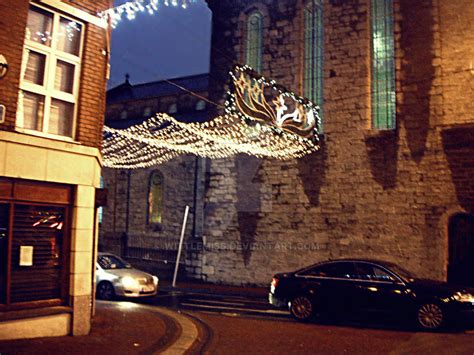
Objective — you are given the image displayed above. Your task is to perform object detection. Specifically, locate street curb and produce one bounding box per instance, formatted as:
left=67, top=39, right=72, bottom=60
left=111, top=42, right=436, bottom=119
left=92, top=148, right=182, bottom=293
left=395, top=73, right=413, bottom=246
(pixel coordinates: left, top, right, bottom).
left=145, top=306, right=199, bottom=355
left=161, top=286, right=268, bottom=300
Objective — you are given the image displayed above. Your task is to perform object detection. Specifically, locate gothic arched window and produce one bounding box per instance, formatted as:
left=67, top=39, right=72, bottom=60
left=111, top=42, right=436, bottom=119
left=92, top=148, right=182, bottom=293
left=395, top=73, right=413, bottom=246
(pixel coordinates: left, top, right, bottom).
left=246, top=11, right=263, bottom=73
left=148, top=170, right=163, bottom=225
left=304, top=0, right=324, bottom=131
left=371, top=0, right=396, bottom=129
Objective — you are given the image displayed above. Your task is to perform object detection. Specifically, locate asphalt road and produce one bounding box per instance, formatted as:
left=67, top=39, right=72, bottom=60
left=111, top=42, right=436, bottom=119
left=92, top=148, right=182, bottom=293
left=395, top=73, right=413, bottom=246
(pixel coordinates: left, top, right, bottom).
left=135, top=288, right=474, bottom=354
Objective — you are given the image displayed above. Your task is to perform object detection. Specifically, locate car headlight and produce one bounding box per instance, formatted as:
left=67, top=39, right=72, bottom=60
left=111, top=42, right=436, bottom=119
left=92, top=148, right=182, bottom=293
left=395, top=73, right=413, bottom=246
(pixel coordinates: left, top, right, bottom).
left=152, top=275, right=159, bottom=285
left=453, top=291, right=474, bottom=303
left=121, top=276, right=139, bottom=289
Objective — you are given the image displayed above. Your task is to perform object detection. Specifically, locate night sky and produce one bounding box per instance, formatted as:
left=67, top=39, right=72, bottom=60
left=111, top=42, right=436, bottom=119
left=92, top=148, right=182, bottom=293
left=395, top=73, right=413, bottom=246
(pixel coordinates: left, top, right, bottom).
left=108, top=0, right=212, bottom=88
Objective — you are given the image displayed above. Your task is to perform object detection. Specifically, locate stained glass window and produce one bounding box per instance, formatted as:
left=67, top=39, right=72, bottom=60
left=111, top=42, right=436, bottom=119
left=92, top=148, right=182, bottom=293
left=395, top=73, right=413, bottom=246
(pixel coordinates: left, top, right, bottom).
left=371, top=0, right=396, bottom=130
left=148, top=171, right=163, bottom=225
left=304, top=0, right=324, bottom=131
left=246, top=11, right=263, bottom=73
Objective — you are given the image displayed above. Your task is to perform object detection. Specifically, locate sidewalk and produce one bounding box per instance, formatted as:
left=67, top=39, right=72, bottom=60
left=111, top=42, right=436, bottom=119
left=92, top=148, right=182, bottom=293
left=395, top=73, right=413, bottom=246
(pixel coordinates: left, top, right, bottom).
left=159, top=279, right=269, bottom=299
left=0, top=301, right=197, bottom=355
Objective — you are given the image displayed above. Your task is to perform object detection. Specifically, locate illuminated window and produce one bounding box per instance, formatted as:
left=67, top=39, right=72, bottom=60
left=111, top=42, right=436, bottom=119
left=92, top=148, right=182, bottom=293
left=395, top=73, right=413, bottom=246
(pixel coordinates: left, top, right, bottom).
left=246, top=11, right=263, bottom=73
left=148, top=171, right=163, bottom=225
left=371, top=0, right=396, bottom=130
left=304, top=0, right=324, bottom=131
left=195, top=100, right=206, bottom=111
left=143, top=107, right=152, bottom=117
left=17, top=5, right=83, bottom=138
left=168, top=103, right=178, bottom=114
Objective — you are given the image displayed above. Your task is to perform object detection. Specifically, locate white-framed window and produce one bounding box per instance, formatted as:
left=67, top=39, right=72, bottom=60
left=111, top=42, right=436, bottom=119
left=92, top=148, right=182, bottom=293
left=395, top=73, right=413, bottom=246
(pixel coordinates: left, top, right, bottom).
left=16, top=4, right=84, bottom=139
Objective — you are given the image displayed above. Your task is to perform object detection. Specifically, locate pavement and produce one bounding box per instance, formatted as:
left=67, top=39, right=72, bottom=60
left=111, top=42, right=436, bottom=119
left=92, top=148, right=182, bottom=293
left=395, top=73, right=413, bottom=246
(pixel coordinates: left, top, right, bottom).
left=0, top=280, right=266, bottom=354
left=160, top=279, right=268, bottom=299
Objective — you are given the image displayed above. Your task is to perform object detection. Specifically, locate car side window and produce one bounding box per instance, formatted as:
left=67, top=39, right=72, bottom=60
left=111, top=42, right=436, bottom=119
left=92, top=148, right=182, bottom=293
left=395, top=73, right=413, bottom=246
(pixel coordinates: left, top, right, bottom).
left=354, top=263, right=396, bottom=282
left=302, top=262, right=355, bottom=279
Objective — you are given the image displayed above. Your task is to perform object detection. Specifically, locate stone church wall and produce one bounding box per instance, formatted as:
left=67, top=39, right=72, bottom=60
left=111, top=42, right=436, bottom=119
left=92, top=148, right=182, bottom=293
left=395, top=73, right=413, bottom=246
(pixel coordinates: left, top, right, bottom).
left=198, top=0, right=474, bottom=286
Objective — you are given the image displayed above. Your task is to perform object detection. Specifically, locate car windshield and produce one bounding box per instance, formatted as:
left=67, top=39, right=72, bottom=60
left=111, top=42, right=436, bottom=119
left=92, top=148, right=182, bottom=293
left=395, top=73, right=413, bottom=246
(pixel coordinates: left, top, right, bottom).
left=98, top=255, right=131, bottom=270
left=385, top=263, right=416, bottom=282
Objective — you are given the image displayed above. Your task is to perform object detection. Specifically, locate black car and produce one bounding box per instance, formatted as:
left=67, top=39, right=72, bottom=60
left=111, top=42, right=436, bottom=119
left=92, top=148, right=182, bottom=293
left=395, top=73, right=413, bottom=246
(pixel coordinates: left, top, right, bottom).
left=269, top=259, right=474, bottom=330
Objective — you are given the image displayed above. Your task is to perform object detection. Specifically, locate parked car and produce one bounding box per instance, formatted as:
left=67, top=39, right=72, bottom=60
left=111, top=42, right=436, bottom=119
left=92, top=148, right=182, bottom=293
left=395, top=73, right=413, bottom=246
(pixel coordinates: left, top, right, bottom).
left=269, top=259, right=474, bottom=330
left=96, top=253, right=159, bottom=300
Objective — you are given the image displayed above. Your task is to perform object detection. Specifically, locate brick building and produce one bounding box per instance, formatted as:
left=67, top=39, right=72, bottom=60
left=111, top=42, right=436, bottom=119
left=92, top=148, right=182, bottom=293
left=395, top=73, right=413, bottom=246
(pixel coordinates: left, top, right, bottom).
left=100, top=74, right=209, bottom=277
left=192, top=0, right=474, bottom=286
left=0, top=0, right=110, bottom=339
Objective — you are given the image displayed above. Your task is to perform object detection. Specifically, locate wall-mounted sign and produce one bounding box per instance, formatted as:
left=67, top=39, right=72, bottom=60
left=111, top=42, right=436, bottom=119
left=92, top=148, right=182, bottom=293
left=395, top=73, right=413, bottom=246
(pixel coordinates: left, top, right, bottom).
left=19, top=246, right=34, bottom=266
left=0, top=55, right=8, bottom=79
left=0, top=105, right=5, bottom=124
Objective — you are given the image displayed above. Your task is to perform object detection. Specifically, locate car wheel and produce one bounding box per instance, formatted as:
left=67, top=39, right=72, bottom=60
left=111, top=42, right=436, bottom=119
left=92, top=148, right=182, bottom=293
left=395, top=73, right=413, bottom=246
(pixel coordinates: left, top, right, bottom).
left=290, top=295, right=314, bottom=322
left=97, top=281, right=115, bottom=300
left=416, top=302, right=444, bottom=330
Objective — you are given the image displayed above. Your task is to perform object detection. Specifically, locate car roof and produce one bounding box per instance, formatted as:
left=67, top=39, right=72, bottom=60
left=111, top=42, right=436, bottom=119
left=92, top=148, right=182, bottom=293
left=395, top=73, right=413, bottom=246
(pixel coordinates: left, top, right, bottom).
left=296, top=258, right=397, bottom=272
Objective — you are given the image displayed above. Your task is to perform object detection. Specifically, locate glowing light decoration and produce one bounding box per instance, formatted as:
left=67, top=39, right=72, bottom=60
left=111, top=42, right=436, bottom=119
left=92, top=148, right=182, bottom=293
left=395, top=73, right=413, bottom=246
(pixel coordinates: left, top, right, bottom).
left=99, top=0, right=195, bottom=28
left=102, top=65, right=321, bottom=169
left=227, top=65, right=320, bottom=139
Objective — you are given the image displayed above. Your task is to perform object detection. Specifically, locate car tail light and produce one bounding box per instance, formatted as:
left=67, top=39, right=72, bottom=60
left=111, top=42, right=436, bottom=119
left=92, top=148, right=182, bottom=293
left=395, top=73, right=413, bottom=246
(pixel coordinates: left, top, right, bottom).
left=271, top=277, right=279, bottom=289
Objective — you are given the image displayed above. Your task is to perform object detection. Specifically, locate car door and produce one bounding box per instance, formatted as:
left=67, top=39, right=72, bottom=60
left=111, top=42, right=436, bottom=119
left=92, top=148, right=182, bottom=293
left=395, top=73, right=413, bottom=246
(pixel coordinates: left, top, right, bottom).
left=352, top=262, right=410, bottom=317
left=297, top=261, right=359, bottom=315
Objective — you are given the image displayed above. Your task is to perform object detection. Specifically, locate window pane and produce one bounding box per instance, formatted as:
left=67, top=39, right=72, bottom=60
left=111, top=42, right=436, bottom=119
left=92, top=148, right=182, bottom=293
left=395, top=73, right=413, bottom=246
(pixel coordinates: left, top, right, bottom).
left=26, top=6, right=53, bottom=47
left=246, top=12, right=263, bottom=72
left=371, top=0, right=396, bottom=129
left=22, top=91, right=45, bottom=131
left=196, top=100, right=206, bottom=111
left=304, top=0, right=324, bottom=131
left=55, top=60, right=75, bottom=93
left=354, top=263, right=395, bottom=282
left=306, top=262, right=355, bottom=278
left=57, top=18, right=82, bottom=56
left=24, top=51, right=46, bottom=85
left=148, top=171, right=163, bottom=225
left=49, top=99, right=74, bottom=137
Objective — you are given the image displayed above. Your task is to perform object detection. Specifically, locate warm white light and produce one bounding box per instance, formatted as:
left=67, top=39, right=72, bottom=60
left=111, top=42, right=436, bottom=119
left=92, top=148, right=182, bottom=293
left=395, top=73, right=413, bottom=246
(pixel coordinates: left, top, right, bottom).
left=99, top=0, right=192, bottom=28
left=102, top=65, right=321, bottom=169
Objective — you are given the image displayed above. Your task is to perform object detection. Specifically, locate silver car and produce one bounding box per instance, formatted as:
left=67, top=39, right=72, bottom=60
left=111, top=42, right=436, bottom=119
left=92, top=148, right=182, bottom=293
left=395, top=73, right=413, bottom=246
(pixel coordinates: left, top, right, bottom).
left=96, top=253, right=159, bottom=300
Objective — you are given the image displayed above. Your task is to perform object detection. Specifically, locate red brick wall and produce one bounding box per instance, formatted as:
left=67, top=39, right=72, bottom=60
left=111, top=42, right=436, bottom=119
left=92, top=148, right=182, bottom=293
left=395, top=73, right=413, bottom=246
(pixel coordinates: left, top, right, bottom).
left=0, top=0, right=30, bottom=132
left=0, top=0, right=112, bottom=148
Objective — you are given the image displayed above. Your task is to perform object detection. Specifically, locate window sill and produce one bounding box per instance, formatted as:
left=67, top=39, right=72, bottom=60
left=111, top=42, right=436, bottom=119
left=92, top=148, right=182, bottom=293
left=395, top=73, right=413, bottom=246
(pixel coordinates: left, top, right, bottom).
left=15, top=127, right=81, bottom=145
left=362, top=128, right=397, bottom=139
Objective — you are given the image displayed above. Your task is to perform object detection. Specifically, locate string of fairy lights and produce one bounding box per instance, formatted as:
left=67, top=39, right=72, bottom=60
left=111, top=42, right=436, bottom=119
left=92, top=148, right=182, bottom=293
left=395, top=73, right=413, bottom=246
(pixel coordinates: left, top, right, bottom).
left=99, top=0, right=196, bottom=28
left=96, top=1, right=322, bottom=168
left=102, top=65, right=321, bottom=169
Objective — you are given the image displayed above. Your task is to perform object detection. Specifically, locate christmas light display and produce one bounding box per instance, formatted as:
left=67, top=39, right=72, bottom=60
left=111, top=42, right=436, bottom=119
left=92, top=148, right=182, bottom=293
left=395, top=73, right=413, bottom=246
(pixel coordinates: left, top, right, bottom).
left=99, top=0, right=195, bottom=28
left=102, top=65, right=321, bottom=169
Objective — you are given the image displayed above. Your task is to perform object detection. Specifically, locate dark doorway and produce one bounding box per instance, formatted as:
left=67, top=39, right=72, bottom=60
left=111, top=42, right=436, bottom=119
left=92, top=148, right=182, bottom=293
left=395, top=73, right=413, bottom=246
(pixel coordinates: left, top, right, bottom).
left=0, top=204, right=8, bottom=304
left=448, top=213, right=474, bottom=286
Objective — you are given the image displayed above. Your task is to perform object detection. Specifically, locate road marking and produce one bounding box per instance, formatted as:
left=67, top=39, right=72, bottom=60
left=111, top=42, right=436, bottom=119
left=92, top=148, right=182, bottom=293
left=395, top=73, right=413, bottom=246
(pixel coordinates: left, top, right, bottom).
left=187, top=298, right=246, bottom=306
left=180, top=302, right=290, bottom=315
